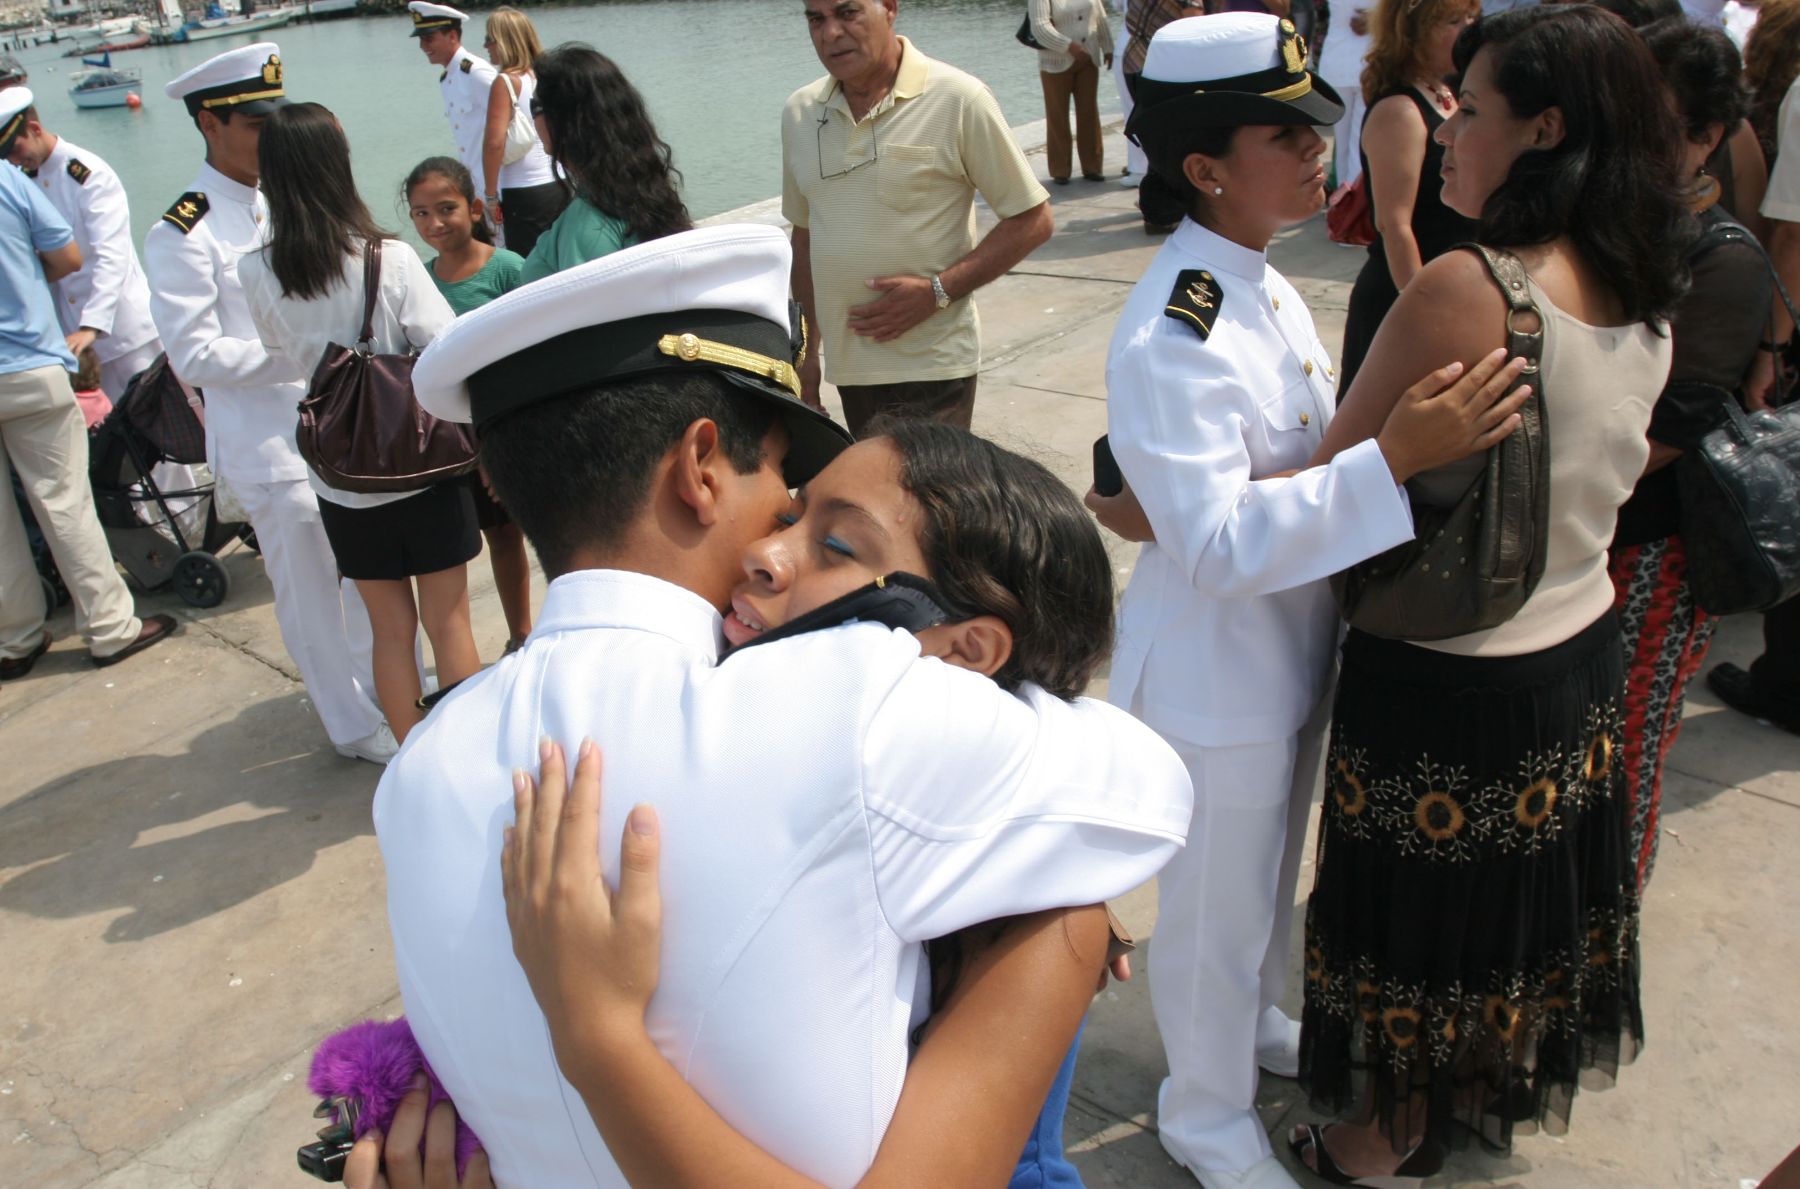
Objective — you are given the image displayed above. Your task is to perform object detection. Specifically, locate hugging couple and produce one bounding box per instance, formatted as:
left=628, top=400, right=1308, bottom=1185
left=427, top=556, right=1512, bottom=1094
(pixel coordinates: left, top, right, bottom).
left=361, top=223, right=1196, bottom=1188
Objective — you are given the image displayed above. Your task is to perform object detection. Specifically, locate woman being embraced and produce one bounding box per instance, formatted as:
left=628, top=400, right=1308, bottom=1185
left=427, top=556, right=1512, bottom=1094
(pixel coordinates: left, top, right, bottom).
left=478, top=6, right=566, bottom=259
left=1294, top=6, right=1689, bottom=1180
left=519, top=44, right=691, bottom=282
left=1337, top=0, right=1479, bottom=394
left=497, top=421, right=1140, bottom=1188
left=241, top=103, right=481, bottom=745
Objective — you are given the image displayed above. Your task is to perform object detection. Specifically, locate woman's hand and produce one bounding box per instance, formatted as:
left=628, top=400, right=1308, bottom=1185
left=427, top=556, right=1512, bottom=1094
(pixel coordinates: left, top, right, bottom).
left=1084, top=480, right=1156, bottom=543
left=1374, top=348, right=1531, bottom=484
left=501, top=738, right=663, bottom=1066
left=343, top=1077, right=492, bottom=1189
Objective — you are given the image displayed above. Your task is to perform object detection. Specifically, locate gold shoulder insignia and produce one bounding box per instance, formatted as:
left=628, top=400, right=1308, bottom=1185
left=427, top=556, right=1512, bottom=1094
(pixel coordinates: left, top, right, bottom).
left=66, top=158, right=92, bottom=186
left=160, top=191, right=209, bottom=235
left=459, top=57, right=473, bottom=73
left=1165, top=268, right=1223, bottom=339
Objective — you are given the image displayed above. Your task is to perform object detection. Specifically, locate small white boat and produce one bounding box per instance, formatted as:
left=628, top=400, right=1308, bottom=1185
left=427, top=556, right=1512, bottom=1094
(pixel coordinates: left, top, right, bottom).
left=69, top=64, right=144, bottom=109
left=173, top=8, right=295, bottom=43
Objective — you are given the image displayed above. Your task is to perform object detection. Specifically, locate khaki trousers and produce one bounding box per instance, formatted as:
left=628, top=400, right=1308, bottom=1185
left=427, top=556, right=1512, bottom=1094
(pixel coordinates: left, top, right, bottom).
left=0, top=364, right=140, bottom=659
left=1041, top=58, right=1103, bottom=182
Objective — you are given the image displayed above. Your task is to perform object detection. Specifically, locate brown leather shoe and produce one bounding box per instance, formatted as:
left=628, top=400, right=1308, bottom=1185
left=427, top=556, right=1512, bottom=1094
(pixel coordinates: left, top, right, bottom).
left=0, top=631, right=51, bottom=680
left=91, top=614, right=178, bottom=668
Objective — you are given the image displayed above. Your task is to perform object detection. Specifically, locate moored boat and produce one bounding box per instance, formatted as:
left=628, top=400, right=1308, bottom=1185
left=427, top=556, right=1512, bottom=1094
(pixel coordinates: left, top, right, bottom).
left=68, top=59, right=144, bottom=108
left=172, top=7, right=296, bottom=43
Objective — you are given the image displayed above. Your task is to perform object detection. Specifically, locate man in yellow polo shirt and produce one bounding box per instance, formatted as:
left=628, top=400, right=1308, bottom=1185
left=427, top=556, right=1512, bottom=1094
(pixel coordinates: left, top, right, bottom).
left=784, top=0, right=1054, bottom=435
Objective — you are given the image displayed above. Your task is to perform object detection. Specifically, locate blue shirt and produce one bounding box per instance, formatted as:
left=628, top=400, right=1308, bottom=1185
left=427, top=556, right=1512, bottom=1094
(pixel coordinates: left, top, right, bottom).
left=0, top=163, right=77, bottom=375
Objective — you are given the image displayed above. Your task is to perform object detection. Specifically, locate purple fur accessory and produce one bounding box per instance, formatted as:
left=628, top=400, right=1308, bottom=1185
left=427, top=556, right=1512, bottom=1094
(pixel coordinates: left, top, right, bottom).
left=308, top=1017, right=481, bottom=1176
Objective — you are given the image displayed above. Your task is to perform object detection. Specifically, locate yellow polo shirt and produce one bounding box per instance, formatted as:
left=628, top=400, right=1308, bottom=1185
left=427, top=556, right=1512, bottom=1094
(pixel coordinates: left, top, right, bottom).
left=782, top=38, right=1049, bottom=386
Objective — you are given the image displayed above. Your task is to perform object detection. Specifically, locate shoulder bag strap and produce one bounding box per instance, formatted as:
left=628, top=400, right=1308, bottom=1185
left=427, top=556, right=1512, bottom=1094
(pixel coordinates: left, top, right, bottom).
left=1466, top=243, right=1545, bottom=373
left=1464, top=243, right=1550, bottom=581
left=357, top=239, right=381, bottom=352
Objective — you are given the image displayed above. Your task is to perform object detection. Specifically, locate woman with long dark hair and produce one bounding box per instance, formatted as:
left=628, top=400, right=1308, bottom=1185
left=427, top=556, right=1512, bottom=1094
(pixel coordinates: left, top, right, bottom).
left=240, top=103, right=481, bottom=745
left=517, top=44, right=691, bottom=283
left=1292, top=7, right=1688, bottom=1179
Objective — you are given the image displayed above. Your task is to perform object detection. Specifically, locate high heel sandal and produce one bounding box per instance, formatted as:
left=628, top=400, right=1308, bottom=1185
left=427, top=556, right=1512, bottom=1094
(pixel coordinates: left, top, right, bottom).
left=1287, top=1124, right=1443, bottom=1188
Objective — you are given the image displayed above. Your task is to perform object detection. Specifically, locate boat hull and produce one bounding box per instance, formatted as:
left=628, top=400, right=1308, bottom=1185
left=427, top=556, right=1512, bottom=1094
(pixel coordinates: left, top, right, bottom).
left=173, top=12, right=294, bottom=42
left=70, top=84, right=142, bottom=109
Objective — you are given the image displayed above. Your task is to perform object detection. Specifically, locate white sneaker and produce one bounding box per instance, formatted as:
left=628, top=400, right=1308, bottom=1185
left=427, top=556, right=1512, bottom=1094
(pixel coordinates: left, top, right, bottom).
left=1118, top=173, right=1142, bottom=188
left=1255, top=1005, right=1301, bottom=1078
left=335, top=722, right=399, bottom=765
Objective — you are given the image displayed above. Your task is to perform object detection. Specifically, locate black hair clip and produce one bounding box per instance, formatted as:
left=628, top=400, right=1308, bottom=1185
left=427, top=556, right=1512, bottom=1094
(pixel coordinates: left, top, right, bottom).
left=725, top=572, right=965, bottom=655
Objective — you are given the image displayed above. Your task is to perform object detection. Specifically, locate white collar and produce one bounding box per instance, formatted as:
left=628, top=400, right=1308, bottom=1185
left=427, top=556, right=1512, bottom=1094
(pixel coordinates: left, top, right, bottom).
left=40, top=136, right=70, bottom=173
left=1172, top=219, right=1269, bottom=284
left=197, top=160, right=259, bottom=207
left=533, top=569, right=724, bottom=660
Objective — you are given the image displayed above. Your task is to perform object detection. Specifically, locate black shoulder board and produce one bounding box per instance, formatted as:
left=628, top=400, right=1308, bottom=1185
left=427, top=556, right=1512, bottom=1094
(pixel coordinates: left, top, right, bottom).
left=161, top=191, right=209, bottom=235
left=460, top=57, right=473, bottom=73
left=1165, top=269, right=1223, bottom=339
left=66, top=158, right=92, bottom=186
left=438, top=69, right=447, bottom=82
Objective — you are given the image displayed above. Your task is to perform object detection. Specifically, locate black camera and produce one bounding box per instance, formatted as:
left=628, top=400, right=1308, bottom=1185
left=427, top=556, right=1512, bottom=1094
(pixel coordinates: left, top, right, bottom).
left=297, top=1095, right=360, bottom=1183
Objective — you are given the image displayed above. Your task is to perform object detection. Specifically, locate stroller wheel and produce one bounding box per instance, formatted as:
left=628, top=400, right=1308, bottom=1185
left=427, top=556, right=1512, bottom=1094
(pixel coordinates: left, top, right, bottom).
left=174, top=551, right=230, bottom=609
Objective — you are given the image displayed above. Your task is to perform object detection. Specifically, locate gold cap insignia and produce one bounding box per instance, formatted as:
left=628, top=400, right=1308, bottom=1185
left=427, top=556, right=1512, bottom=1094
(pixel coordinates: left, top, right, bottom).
left=262, top=53, right=282, bottom=87
left=1281, top=28, right=1306, bottom=76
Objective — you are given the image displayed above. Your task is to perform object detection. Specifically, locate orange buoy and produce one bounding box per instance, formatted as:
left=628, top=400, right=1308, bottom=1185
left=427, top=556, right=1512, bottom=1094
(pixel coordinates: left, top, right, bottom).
left=125, top=92, right=141, bottom=110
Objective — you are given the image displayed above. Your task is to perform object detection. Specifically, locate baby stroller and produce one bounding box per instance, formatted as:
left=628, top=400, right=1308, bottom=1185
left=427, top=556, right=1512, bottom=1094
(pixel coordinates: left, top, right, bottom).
left=85, top=356, right=249, bottom=608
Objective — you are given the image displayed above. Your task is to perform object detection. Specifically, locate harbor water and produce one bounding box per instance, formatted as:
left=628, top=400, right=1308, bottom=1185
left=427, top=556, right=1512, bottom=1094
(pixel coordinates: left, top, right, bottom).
left=8, top=0, right=1121, bottom=246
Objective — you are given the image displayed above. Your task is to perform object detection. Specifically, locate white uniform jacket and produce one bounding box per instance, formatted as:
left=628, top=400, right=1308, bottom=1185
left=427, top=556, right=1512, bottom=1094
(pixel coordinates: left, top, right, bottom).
left=440, top=46, right=499, bottom=201
left=1105, top=220, right=1413, bottom=747
left=375, top=570, right=1193, bottom=1189
left=26, top=138, right=159, bottom=366
left=142, top=163, right=308, bottom=484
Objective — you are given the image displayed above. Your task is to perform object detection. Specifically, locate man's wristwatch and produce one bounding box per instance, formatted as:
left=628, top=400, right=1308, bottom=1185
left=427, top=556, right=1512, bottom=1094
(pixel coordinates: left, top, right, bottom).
left=930, top=273, right=951, bottom=310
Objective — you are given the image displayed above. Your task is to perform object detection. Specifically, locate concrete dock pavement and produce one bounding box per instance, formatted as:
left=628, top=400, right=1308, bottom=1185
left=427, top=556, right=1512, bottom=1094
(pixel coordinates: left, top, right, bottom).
left=2, top=120, right=1796, bottom=1187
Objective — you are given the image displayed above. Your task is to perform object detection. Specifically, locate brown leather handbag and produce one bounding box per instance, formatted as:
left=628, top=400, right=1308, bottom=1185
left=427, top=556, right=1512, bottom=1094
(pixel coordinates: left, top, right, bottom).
left=1329, top=245, right=1552, bottom=640
left=295, top=240, right=477, bottom=494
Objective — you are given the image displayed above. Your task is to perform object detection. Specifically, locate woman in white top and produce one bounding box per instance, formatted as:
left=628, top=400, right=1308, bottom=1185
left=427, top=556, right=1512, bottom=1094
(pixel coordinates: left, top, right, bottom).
left=1030, top=0, right=1114, bottom=183
left=1318, top=0, right=1373, bottom=186
left=481, top=6, right=567, bottom=259
left=241, top=102, right=480, bottom=744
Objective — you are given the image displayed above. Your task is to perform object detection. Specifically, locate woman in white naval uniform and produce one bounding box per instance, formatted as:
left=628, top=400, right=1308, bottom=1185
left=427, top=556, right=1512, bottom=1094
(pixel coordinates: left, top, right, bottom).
left=143, top=44, right=393, bottom=763
left=1092, top=15, right=1531, bottom=1188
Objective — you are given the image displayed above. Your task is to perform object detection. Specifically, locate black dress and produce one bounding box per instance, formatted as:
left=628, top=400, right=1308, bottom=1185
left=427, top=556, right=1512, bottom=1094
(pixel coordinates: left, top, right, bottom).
left=1337, top=88, right=1477, bottom=395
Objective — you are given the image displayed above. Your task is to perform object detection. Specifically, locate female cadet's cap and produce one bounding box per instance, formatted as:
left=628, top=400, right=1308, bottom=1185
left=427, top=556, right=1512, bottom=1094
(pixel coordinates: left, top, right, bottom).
left=407, top=1, right=468, bottom=36
left=411, top=223, right=854, bottom=487
left=0, top=87, right=31, bottom=157
left=164, top=42, right=289, bottom=117
left=1125, top=12, right=1343, bottom=142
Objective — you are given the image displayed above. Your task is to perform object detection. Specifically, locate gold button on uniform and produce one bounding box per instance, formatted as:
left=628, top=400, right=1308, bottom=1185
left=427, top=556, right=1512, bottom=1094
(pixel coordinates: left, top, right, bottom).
left=1272, top=295, right=1280, bottom=310
left=1299, top=411, right=1311, bottom=426
left=1303, top=360, right=1314, bottom=375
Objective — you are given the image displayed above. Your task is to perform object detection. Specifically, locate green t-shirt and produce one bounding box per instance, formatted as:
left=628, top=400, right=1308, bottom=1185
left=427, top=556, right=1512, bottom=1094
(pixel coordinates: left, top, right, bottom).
left=429, top=248, right=526, bottom=315
left=518, top=197, right=636, bottom=283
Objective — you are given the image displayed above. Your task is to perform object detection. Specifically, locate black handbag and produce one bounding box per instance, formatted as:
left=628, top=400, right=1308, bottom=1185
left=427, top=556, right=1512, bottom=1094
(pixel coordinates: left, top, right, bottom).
left=1017, top=14, right=1043, bottom=49
left=1675, top=222, right=1800, bottom=614
left=295, top=241, right=478, bottom=494
left=1330, top=245, right=1552, bottom=640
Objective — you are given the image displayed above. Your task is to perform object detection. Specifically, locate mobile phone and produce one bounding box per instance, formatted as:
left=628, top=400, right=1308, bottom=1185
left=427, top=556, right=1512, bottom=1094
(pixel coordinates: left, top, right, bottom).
left=1093, top=435, right=1123, bottom=497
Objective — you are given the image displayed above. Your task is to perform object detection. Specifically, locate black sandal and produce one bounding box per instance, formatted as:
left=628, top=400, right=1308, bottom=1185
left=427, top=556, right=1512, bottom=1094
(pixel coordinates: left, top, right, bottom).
left=1287, top=1124, right=1442, bottom=1188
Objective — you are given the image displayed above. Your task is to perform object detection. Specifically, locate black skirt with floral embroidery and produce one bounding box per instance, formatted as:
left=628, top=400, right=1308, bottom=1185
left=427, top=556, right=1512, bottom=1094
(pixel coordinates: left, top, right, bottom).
left=1298, top=611, right=1643, bottom=1157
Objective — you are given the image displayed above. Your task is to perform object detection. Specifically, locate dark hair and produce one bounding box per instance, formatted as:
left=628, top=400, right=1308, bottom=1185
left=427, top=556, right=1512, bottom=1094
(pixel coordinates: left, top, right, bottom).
left=192, top=105, right=234, bottom=134
left=1451, top=6, right=1692, bottom=323
left=1137, top=123, right=1239, bottom=216
left=1746, top=0, right=1800, bottom=162
left=71, top=345, right=101, bottom=391
left=533, top=44, right=691, bottom=245
left=478, top=371, right=774, bottom=576
left=403, top=155, right=494, bottom=247
left=1643, top=19, right=1751, bottom=142
left=1585, top=0, right=1682, bottom=29
left=871, top=418, right=1114, bottom=702
left=259, top=103, right=390, bottom=300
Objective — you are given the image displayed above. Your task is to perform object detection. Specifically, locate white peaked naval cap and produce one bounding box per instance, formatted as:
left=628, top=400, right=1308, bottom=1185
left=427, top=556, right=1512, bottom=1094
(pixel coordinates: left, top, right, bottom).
left=164, top=41, right=288, bottom=116
left=410, top=223, right=853, bottom=485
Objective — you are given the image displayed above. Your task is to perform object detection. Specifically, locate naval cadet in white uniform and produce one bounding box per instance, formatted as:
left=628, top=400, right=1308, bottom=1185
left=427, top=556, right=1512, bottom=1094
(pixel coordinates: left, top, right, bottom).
left=142, top=44, right=394, bottom=764
left=380, top=223, right=1195, bottom=1187
left=1097, top=15, right=1528, bottom=1189
left=407, top=2, right=500, bottom=204
left=2, top=102, right=161, bottom=400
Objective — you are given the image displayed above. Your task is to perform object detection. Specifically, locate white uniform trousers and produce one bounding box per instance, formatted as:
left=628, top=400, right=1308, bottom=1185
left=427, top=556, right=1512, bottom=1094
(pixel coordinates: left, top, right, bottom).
left=0, top=365, right=141, bottom=659
left=231, top=475, right=384, bottom=746
left=97, top=340, right=164, bottom=405
left=1113, top=25, right=1148, bottom=177
left=1149, top=689, right=1330, bottom=1174
left=1328, top=82, right=1366, bottom=190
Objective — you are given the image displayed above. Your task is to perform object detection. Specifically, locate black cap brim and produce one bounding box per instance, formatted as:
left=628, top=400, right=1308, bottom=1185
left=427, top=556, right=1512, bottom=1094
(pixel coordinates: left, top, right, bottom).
left=232, top=95, right=290, bottom=116
left=717, top=371, right=852, bottom=487
left=1127, top=73, right=1344, bottom=139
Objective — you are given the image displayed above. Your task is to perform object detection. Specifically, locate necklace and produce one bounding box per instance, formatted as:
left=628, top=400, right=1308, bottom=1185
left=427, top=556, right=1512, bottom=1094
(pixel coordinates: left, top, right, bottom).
left=1417, top=80, right=1454, bottom=113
